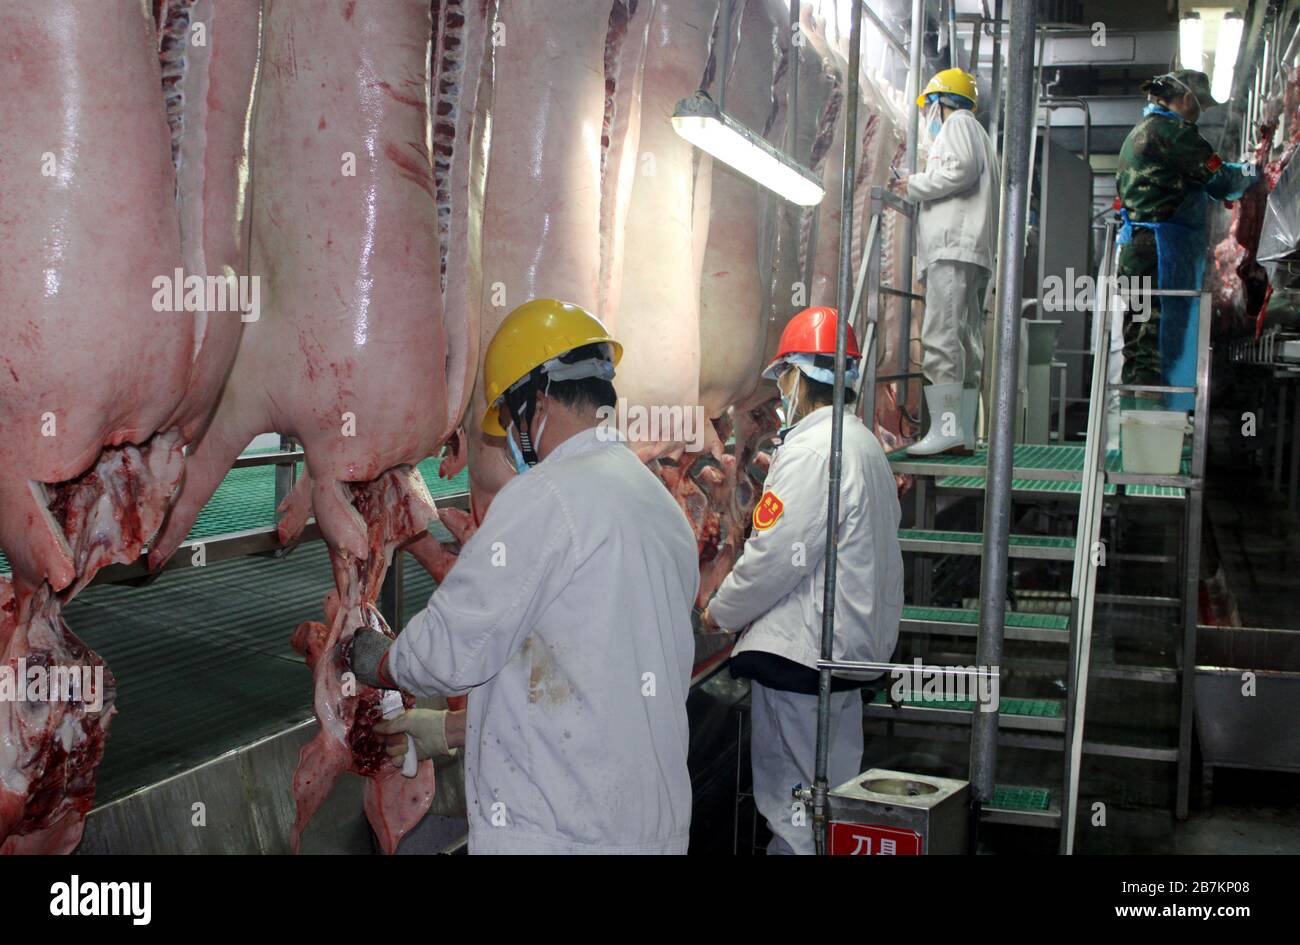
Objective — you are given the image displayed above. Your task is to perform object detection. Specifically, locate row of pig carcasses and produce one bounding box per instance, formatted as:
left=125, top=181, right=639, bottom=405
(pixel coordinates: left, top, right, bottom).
left=454, top=0, right=919, bottom=516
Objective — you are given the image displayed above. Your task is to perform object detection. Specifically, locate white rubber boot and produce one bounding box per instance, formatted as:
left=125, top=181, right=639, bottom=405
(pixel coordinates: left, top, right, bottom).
left=961, top=388, right=979, bottom=452
left=908, top=383, right=968, bottom=456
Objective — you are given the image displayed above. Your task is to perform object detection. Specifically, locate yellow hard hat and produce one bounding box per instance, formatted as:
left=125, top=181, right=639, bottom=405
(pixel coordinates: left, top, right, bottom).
left=480, top=298, right=622, bottom=436
left=917, top=68, right=978, bottom=108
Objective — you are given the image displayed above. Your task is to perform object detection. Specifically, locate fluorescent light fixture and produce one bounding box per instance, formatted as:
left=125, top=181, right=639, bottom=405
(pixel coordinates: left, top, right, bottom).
left=1179, top=12, right=1203, bottom=73
left=672, top=91, right=825, bottom=206
left=1212, top=11, right=1244, bottom=104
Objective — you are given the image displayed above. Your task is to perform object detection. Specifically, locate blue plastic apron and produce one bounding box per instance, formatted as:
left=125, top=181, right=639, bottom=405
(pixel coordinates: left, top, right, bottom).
left=1116, top=106, right=1209, bottom=411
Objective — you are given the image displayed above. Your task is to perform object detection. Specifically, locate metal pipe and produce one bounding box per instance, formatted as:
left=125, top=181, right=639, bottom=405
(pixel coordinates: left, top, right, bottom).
left=1036, top=103, right=1050, bottom=317
left=899, top=0, right=924, bottom=383
left=969, top=6, right=984, bottom=77
left=811, top=0, right=861, bottom=858
left=970, top=0, right=1035, bottom=834
left=905, top=0, right=924, bottom=175
left=817, top=659, right=999, bottom=680
left=859, top=0, right=907, bottom=59
left=948, top=0, right=959, bottom=69
left=988, top=0, right=1004, bottom=145
left=789, top=0, right=799, bottom=165
left=1023, top=28, right=1044, bottom=242
left=718, top=0, right=733, bottom=111
left=1040, top=96, right=1091, bottom=163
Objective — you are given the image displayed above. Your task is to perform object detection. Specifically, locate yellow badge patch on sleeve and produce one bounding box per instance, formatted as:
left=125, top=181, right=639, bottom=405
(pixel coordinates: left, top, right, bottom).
left=752, top=491, right=785, bottom=531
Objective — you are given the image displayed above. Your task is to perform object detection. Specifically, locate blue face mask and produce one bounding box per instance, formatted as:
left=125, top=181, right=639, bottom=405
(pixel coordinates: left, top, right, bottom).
left=504, top=417, right=547, bottom=475
left=929, top=118, right=942, bottom=136
left=505, top=425, right=528, bottom=474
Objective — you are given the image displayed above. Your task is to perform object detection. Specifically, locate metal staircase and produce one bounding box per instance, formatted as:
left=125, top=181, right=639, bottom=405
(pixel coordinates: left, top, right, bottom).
left=844, top=210, right=1209, bottom=852
left=807, top=0, right=1205, bottom=854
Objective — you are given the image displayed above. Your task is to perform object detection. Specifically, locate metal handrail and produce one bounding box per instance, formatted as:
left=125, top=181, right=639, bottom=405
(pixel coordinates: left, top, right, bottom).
left=1060, top=215, right=1216, bottom=848
left=857, top=0, right=907, bottom=58
left=1059, top=216, right=1115, bottom=854
left=854, top=185, right=930, bottom=429
left=232, top=449, right=304, bottom=469
left=811, top=0, right=862, bottom=857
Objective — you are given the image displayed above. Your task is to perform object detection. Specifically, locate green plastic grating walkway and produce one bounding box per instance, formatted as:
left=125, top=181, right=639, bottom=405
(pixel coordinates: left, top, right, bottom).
left=889, top=443, right=1089, bottom=472
left=901, top=605, right=1069, bottom=632
left=898, top=528, right=1076, bottom=550
left=990, top=786, right=1053, bottom=812
left=1125, top=482, right=1187, bottom=500
left=0, top=452, right=470, bottom=575
left=936, top=474, right=1118, bottom=496
left=871, top=691, right=1063, bottom=717
left=890, top=444, right=1124, bottom=474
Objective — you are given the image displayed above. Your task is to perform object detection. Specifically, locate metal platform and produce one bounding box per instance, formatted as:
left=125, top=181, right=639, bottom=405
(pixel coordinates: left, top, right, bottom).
left=901, top=605, right=1069, bottom=642
left=886, top=442, right=1107, bottom=482
left=936, top=473, right=1118, bottom=498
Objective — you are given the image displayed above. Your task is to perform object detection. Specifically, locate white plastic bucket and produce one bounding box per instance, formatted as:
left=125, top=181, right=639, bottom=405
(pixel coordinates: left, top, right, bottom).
left=1120, top=410, right=1188, bottom=474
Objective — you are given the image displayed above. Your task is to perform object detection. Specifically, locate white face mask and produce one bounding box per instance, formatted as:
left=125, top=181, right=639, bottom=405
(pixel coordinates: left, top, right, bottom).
left=777, top=369, right=801, bottom=427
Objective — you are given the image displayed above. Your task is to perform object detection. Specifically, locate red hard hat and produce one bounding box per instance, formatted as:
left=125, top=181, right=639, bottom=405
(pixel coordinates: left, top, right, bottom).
left=762, top=306, right=862, bottom=379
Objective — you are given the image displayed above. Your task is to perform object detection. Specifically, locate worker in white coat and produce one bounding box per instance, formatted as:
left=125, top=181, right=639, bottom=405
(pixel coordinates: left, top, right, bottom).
left=902, top=68, right=1000, bottom=456
left=351, top=298, right=699, bottom=854
left=700, top=307, right=904, bottom=855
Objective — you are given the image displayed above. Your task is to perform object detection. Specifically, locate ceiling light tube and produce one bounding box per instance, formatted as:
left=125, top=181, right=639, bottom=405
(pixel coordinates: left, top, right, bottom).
left=671, top=91, right=826, bottom=207
left=1212, top=11, right=1244, bottom=104
left=1179, top=12, right=1203, bottom=73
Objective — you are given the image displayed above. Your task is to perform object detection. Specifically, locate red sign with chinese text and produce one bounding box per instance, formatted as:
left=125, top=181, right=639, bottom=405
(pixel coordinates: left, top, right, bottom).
left=827, top=821, right=923, bottom=855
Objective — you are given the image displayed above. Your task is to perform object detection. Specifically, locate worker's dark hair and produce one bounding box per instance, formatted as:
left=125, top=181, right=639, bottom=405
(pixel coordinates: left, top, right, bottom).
left=541, top=342, right=618, bottom=414
left=799, top=355, right=858, bottom=407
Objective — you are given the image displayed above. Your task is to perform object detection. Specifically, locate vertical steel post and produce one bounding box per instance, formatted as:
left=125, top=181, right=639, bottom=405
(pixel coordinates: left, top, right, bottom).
left=969, top=0, right=1035, bottom=838
left=811, top=0, right=862, bottom=857
left=947, top=0, right=959, bottom=68
left=1176, top=292, right=1214, bottom=819
left=898, top=0, right=924, bottom=381
left=718, top=0, right=733, bottom=110
left=1036, top=104, right=1050, bottom=317
left=379, top=553, right=405, bottom=634
left=789, top=0, right=799, bottom=156
left=988, top=0, right=1004, bottom=146
left=274, top=435, right=296, bottom=509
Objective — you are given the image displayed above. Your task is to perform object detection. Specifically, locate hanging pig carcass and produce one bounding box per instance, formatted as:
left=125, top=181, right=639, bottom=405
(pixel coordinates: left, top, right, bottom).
left=0, top=0, right=259, bottom=853
left=147, top=0, right=490, bottom=853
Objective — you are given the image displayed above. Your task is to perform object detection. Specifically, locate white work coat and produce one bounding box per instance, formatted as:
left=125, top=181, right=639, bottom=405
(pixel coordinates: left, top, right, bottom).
left=708, top=407, right=904, bottom=676
left=907, top=108, right=1000, bottom=274
left=387, top=428, right=699, bottom=854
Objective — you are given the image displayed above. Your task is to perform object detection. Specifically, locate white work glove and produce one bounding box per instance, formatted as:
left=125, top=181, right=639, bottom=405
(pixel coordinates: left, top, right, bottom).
left=374, top=708, right=456, bottom=765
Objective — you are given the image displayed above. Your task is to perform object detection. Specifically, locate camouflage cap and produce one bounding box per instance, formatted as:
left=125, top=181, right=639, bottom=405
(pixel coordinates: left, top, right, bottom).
left=1153, top=69, right=1222, bottom=109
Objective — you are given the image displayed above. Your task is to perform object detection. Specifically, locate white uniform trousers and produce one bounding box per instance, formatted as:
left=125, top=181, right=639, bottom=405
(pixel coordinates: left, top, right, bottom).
left=749, top=682, right=864, bottom=855
left=921, top=259, right=991, bottom=387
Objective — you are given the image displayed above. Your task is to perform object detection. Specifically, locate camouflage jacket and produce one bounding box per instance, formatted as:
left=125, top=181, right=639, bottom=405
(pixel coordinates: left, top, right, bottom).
left=1116, top=112, right=1223, bottom=222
